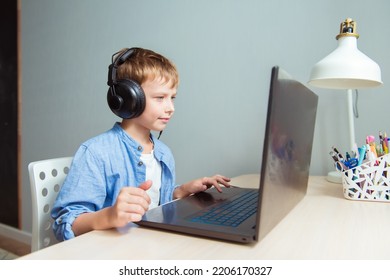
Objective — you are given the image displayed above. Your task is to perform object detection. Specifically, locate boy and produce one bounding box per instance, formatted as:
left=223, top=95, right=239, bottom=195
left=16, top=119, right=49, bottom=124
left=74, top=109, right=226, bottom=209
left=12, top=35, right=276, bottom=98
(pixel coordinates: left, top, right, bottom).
left=51, top=47, right=231, bottom=241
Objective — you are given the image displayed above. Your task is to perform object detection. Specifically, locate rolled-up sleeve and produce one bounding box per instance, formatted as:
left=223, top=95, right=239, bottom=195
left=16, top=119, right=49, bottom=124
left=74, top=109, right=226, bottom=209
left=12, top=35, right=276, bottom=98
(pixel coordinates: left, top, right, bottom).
left=51, top=145, right=106, bottom=241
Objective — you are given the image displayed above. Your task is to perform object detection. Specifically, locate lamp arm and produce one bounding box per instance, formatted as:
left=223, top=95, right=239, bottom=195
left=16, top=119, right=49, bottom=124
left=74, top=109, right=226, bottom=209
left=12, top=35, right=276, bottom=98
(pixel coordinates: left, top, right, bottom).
left=347, top=89, right=356, bottom=151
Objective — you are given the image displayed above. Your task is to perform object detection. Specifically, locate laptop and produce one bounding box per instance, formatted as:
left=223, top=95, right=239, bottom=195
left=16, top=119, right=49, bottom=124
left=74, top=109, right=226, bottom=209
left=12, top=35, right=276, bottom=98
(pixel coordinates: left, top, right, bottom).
left=136, top=66, right=318, bottom=243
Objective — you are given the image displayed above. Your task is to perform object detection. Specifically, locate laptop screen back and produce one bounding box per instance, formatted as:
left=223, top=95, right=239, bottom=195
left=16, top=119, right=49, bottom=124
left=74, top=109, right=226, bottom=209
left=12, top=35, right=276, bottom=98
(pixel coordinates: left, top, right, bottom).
left=256, top=66, right=318, bottom=241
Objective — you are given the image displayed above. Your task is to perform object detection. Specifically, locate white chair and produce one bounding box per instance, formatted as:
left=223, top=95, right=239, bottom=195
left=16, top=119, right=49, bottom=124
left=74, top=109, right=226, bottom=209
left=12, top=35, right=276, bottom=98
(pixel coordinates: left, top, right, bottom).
left=28, top=157, right=73, bottom=252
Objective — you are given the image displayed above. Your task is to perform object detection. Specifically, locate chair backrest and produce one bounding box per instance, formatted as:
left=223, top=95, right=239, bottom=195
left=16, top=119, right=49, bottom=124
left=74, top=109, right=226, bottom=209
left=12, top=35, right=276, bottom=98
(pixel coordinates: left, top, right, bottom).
left=28, top=157, right=73, bottom=252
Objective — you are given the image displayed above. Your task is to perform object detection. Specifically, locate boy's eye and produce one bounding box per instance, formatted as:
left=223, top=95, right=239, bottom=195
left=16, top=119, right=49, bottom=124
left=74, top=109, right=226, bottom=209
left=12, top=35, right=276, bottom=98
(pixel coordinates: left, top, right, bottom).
left=155, top=96, right=176, bottom=101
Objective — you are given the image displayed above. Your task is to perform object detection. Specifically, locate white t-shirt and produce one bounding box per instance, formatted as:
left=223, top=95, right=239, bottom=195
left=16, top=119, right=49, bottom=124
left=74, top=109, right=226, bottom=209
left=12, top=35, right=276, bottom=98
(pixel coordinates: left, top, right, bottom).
left=140, top=150, right=162, bottom=209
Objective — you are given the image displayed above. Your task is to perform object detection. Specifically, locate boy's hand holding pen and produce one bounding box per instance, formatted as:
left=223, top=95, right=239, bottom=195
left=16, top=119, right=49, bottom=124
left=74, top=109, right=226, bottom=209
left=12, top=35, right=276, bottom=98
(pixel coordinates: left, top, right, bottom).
left=330, top=131, right=389, bottom=172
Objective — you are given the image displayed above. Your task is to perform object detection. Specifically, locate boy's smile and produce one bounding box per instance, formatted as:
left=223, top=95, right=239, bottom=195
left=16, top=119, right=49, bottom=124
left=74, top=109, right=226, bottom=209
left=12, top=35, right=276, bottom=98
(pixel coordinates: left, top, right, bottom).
left=158, top=117, right=171, bottom=124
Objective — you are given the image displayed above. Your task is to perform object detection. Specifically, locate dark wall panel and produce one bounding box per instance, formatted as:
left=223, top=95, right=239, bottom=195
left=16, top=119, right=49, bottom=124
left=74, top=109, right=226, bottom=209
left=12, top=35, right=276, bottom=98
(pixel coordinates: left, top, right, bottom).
left=0, top=0, right=18, bottom=228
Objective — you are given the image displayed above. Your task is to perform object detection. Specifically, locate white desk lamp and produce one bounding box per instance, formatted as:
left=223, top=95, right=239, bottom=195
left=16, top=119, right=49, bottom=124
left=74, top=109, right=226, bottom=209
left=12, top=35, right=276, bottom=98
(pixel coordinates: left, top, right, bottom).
left=308, top=18, right=382, bottom=183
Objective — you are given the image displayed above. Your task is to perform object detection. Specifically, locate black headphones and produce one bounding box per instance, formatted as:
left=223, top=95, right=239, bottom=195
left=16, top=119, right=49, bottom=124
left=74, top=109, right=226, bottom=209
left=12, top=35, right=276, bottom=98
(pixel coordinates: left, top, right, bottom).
left=107, top=48, right=146, bottom=119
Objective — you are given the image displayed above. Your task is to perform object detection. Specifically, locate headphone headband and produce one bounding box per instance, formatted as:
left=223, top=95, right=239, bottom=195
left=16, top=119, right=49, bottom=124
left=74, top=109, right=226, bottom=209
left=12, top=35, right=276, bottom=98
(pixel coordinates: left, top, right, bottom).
left=107, top=48, right=136, bottom=87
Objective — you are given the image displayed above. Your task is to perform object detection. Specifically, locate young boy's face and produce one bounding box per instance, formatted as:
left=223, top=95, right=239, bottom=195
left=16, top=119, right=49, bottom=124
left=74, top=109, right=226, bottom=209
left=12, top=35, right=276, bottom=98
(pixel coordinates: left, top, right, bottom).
left=136, top=77, right=177, bottom=132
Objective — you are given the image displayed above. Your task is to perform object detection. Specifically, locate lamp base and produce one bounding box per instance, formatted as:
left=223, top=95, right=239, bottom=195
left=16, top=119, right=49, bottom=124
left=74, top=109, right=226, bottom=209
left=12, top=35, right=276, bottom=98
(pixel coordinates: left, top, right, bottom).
left=326, top=170, right=342, bottom=184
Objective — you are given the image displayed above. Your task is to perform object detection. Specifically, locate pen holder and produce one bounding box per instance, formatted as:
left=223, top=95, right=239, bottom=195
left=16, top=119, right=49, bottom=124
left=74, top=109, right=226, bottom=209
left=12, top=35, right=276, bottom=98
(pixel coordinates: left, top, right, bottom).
left=342, top=153, right=390, bottom=202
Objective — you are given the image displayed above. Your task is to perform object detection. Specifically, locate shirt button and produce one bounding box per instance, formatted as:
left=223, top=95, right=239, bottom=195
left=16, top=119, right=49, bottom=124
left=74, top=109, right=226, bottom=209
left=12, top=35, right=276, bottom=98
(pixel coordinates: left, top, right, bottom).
left=137, top=146, right=142, bottom=151
left=138, top=161, right=143, bottom=166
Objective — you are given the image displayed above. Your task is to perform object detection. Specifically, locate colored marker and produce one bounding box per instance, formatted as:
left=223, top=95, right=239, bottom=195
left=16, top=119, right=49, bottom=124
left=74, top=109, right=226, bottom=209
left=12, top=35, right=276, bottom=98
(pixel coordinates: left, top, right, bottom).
left=383, top=132, right=389, bottom=154
left=357, top=145, right=367, bottom=166
left=366, top=135, right=378, bottom=159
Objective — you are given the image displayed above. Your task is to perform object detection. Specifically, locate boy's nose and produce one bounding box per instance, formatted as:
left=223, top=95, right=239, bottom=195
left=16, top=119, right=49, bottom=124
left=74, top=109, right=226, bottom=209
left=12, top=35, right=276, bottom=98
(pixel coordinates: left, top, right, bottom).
left=165, top=100, right=175, bottom=112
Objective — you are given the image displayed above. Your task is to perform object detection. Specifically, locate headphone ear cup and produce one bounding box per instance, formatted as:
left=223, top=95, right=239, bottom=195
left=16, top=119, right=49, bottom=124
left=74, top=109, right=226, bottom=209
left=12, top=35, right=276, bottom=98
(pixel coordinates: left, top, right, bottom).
left=107, top=79, right=146, bottom=119
left=107, top=88, right=123, bottom=111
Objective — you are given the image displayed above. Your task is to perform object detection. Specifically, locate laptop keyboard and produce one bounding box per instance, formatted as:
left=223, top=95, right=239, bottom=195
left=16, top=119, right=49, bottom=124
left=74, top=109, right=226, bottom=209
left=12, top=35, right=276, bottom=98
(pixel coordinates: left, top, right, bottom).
left=187, top=190, right=258, bottom=227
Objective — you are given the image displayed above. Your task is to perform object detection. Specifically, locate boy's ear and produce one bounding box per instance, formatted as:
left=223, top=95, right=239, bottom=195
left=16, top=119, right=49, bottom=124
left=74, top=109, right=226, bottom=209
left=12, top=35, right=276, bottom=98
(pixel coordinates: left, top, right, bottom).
left=107, top=48, right=146, bottom=119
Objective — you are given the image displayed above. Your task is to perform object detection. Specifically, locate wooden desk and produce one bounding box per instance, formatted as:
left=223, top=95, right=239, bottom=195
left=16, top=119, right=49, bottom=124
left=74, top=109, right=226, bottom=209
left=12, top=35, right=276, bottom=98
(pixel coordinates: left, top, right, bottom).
left=19, top=176, right=390, bottom=260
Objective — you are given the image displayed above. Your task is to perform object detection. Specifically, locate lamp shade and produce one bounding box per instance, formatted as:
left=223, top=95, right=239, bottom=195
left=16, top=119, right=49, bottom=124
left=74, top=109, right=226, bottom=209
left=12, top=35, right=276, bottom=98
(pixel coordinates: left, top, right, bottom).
left=309, top=18, right=382, bottom=89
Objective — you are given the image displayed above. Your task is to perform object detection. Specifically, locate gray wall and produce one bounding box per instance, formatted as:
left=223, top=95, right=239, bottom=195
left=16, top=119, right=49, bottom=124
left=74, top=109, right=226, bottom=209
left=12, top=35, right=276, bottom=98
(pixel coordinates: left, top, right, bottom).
left=20, top=0, right=389, bottom=233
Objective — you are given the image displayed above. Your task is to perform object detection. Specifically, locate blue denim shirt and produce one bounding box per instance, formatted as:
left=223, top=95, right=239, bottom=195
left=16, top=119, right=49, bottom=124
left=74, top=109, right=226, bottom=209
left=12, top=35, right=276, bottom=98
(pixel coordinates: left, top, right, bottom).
left=51, top=122, right=177, bottom=241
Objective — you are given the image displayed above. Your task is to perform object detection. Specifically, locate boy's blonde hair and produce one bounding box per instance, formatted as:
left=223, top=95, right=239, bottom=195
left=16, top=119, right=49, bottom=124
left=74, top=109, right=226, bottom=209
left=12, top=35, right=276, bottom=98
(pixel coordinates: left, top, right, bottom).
left=115, top=47, right=179, bottom=88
